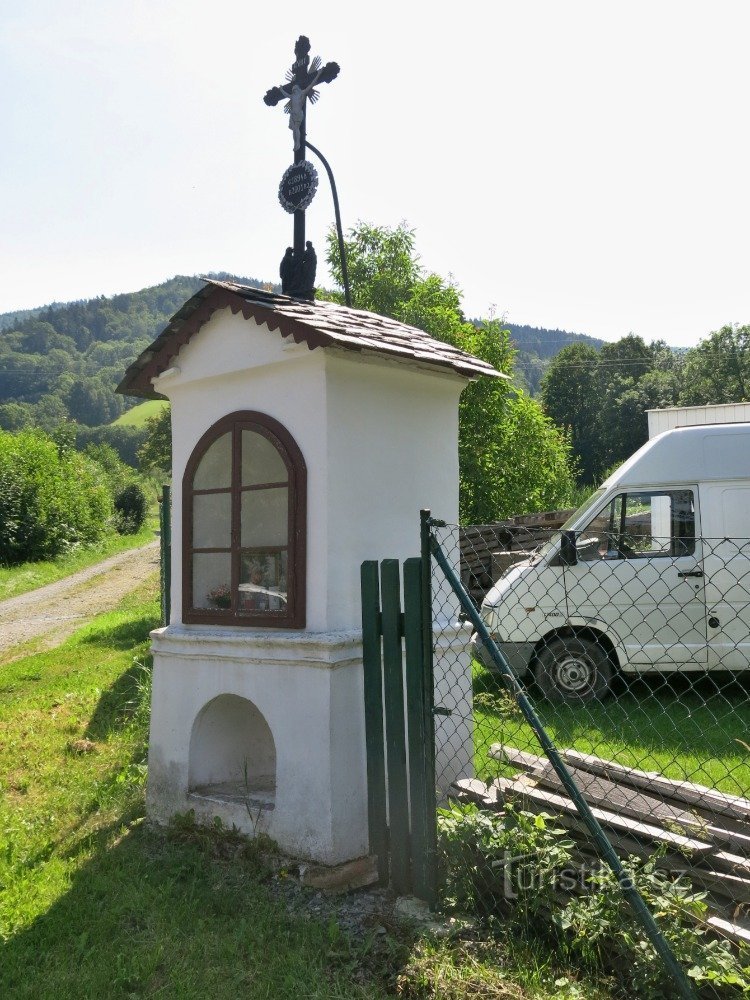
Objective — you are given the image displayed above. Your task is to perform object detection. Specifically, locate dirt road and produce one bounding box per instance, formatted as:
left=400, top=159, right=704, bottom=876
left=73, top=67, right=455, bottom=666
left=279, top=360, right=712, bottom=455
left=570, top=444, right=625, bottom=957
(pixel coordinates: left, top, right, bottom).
left=0, top=541, right=160, bottom=655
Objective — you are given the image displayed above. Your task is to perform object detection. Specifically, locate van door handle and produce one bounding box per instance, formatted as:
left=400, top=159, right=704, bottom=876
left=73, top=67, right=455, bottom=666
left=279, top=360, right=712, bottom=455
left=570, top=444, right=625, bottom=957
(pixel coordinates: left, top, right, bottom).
left=677, top=570, right=703, bottom=578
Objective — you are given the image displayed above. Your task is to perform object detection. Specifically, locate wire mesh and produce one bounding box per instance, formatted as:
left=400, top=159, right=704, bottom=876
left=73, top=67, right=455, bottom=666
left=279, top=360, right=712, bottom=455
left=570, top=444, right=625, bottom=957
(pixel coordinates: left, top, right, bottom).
left=429, top=513, right=750, bottom=997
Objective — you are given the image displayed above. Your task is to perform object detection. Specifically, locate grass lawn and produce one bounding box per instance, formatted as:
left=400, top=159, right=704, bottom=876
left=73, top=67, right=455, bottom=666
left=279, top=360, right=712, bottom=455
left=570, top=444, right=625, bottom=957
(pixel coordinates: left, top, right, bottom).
left=0, top=517, right=159, bottom=602
left=473, top=661, right=750, bottom=796
left=0, top=581, right=621, bottom=1000
left=112, top=400, right=168, bottom=428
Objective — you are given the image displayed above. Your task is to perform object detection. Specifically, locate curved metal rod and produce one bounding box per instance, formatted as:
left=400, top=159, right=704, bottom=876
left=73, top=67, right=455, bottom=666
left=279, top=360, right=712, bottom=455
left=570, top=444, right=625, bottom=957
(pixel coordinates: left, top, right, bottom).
left=304, top=140, right=352, bottom=307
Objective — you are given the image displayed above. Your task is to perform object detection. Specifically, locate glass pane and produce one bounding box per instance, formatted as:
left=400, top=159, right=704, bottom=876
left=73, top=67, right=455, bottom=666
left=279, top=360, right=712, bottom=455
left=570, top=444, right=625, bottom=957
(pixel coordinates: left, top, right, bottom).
left=241, top=487, right=287, bottom=547
left=242, top=430, right=287, bottom=486
left=194, top=432, right=231, bottom=490
left=622, top=491, right=695, bottom=557
left=193, top=492, right=231, bottom=548
left=193, top=552, right=231, bottom=610
left=239, top=550, right=288, bottom=612
left=578, top=498, right=619, bottom=561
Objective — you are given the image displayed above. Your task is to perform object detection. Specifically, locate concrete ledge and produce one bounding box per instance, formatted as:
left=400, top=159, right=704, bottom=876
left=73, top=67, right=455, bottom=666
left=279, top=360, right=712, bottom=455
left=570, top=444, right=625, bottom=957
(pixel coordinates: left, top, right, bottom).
left=150, top=625, right=364, bottom=671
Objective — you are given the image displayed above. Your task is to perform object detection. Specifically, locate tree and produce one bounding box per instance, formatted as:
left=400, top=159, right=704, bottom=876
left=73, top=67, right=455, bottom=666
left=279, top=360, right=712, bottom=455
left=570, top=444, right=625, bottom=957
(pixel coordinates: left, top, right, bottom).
left=540, top=343, right=601, bottom=483
left=679, top=324, right=750, bottom=405
left=325, top=223, right=575, bottom=522
left=541, top=334, right=683, bottom=483
left=138, top=405, right=172, bottom=475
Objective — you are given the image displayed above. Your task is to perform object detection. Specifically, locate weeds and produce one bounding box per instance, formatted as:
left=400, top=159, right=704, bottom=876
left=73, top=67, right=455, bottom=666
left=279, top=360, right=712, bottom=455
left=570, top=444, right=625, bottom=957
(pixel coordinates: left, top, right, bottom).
left=438, top=802, right=750, bottom=997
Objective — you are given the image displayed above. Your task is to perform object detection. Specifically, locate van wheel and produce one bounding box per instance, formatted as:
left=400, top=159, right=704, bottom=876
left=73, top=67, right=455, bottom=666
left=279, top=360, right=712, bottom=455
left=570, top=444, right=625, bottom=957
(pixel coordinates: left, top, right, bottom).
left=534, top=636, right=612, bottom=703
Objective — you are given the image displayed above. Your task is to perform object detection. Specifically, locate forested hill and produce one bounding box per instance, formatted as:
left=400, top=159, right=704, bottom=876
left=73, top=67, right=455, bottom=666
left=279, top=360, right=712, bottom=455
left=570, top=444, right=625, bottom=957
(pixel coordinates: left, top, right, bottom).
left=504, top=323, right=605, bottom=394
left=0, top=274, right=606, bottom=432
left=0, top=273, right=265, bottom=430
left=506, top=323, right=603, bottom=358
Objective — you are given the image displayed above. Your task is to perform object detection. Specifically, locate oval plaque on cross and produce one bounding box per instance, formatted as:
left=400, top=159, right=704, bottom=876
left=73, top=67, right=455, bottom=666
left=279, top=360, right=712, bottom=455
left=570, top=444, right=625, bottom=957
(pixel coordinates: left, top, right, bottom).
left=278, top=161, right=319, bottom=214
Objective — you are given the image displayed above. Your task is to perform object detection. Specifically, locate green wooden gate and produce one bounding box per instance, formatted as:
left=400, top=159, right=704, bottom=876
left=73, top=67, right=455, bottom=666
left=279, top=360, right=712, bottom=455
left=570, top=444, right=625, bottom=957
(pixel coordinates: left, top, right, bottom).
left=360, top=555, right=437, bottom=903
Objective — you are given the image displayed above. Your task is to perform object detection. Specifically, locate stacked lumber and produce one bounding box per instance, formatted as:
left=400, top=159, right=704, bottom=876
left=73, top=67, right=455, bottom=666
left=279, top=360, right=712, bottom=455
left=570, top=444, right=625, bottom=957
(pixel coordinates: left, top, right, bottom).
left=450, top=745, right=750, bottom=947
left=459, top=510, right=574, bottom=603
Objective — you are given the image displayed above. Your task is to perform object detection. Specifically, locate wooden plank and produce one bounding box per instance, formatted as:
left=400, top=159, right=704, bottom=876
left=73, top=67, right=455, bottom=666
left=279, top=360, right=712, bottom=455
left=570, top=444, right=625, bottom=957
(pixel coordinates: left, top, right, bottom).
left=710, top=850, right=750, bottom=879
left=380, top=559, right=411, bottom=895
left=702, top=823, right=750, bottom=857
left=493, top=777, right=715, bottom=855
left=489, top=744, right=547, bottom=772
left=419, top=512, right=439, bottom=907
left=707, top=915, right=750, bottom=947
left=360, top=561, right=388, bottom=884
left=690, top=869, right=750, bottom=906
left=562, top=749, right=750, bottom=826
left=449, top=778, right=500, bottom=809
left=492, top=744, right=750, bottom=853
left=534, top=763, right=704, bottom=832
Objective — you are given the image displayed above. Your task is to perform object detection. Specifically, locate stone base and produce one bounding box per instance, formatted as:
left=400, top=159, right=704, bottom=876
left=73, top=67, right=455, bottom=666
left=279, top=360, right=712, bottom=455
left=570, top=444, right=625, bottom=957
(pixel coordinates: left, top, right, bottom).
left=300, top=855, right=379, bottom=893
left=145, top=619, right=474, bottom=863
left=146, top=625, right=369, bottom=864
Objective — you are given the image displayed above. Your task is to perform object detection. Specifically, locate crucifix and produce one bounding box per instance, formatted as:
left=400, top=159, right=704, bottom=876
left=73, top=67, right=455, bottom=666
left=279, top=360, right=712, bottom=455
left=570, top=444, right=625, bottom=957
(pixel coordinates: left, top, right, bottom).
left=264, top=36, right=339, bottom=299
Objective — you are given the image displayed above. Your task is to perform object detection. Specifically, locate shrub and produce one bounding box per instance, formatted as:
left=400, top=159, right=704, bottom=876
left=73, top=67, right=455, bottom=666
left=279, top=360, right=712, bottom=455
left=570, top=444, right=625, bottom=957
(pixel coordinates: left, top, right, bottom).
left=438, top=802, right=574, bottom=919
left=75, top=424, right=148, bottom=467
left=437, top=803, right=750, bottom=997
left=113, top=482, right=147, bottom=534
left=0, top=429, right=113, bottom=564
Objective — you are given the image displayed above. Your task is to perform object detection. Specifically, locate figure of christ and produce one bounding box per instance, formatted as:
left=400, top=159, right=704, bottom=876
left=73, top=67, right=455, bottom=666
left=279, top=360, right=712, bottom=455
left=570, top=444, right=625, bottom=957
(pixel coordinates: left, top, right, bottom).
left=279, top=72, right=324, bottom=151
left=263, top=38, right=339, bottom=153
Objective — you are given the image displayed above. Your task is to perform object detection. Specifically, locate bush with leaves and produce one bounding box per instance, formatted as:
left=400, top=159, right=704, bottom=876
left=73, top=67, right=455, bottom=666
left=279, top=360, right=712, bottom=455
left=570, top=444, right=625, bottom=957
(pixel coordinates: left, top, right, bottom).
left=113, top=482, right=147, bottom=535
left=559, top=855, right=750, bottom=997
left=438, top=803, right=750, bottom=997
left=0, top=428, right=112, bottom=564
left=438, top=802, right=575, bottom=919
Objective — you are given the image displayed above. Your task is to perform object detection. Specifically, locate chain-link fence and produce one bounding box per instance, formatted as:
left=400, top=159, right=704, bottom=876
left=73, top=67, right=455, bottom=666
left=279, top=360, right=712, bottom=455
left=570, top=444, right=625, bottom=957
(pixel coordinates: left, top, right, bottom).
left=429, top=514, right=750, bottom=998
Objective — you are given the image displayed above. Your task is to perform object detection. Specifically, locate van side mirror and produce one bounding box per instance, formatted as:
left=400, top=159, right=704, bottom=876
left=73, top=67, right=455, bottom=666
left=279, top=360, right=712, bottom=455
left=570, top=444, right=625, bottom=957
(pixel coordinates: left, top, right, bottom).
left=560, top=530, right=578, bottom=566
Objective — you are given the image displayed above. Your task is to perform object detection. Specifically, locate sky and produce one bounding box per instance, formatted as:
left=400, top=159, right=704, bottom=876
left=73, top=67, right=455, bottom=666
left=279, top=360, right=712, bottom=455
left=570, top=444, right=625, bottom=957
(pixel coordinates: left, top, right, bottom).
left=0, top=1, right=748, bottom=348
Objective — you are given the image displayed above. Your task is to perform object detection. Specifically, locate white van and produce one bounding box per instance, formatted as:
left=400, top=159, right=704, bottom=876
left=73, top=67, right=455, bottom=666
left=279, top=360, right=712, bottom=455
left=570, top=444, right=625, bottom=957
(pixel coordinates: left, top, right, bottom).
left=472, top=423, right=750, bottom=702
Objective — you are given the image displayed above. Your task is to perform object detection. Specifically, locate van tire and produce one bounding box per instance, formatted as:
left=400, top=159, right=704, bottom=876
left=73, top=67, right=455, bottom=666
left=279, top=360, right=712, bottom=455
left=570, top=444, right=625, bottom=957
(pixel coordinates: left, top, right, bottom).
left=534, top=636, right=612, bottom=703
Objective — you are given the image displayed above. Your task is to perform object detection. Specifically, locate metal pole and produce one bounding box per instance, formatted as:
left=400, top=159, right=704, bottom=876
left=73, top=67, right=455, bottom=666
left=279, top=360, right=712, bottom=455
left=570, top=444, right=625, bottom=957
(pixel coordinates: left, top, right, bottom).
left=293, top=116, right=306, bottom=256
left=419, top=510, right=438, bottom=904
left=429, top=530, right=697, bottom=1000
left=304, top=140, right=352, bottom=307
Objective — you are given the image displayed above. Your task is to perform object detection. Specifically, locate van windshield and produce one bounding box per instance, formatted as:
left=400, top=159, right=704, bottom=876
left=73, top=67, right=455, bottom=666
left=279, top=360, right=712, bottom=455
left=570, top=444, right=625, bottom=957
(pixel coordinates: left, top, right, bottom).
left=533, top=489, right=606, bottom=562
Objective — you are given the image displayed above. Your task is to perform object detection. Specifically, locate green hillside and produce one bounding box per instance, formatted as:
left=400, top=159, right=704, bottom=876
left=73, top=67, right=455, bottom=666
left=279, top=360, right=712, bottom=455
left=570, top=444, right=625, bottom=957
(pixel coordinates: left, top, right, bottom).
left=0, top=272, right=604, bottom=438
left=0, top=273, right=264, bottom=433
left=112, top=399, right=169, bottom=427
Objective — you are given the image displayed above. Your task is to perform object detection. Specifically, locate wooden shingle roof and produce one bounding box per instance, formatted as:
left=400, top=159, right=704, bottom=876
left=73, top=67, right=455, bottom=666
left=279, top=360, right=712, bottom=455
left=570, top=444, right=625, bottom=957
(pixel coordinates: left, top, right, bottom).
left=116, top=279, right=505, bottom=399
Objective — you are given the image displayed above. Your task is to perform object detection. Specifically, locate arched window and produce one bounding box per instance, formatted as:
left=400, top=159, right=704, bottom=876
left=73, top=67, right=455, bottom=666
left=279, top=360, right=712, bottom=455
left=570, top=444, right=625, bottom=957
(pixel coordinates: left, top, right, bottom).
left=183, top=412, right=306, bottom=628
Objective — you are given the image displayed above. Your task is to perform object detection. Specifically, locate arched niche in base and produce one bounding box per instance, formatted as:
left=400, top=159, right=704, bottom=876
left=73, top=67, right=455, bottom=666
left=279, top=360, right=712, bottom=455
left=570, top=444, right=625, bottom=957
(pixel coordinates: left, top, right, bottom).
left=188, top=694, right=277, bottom=811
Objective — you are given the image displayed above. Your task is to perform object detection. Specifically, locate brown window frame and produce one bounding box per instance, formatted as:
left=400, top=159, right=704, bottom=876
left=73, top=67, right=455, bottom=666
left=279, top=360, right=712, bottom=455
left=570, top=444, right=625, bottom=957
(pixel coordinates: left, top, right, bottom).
left=182, top=411, right=306, bottom=628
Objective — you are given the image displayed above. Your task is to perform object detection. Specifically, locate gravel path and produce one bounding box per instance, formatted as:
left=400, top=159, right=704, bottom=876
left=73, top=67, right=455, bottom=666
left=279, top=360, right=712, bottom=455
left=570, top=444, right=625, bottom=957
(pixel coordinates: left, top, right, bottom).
left=0, top=540, right=161, bottom=655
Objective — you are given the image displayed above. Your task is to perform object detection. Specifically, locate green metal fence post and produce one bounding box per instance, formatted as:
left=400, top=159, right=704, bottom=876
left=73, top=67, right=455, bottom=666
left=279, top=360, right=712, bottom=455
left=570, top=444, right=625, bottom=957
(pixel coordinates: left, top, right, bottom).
left=420, top=509, right=439, bottom=902
left=361, top=560, right=389, bottom=883
left=159, top=484, right=171, bottom=627
left=380, top=559, right=412, bottom=895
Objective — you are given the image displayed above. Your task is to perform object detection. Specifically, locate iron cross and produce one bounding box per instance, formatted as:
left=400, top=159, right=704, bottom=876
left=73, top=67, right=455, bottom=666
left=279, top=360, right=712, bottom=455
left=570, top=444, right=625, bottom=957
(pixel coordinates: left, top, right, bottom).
left=264, top=36, right=339, bottom=157
left=264, top=36, right=339, bottom=297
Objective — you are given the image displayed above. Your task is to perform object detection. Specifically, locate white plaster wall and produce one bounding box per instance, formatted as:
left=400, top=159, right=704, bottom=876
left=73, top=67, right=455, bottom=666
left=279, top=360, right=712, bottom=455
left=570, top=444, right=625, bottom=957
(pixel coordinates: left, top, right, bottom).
left=147, top=628, right=368, bottom=864
left=324, top=350, right=464, bottom=630
left=433, top=623, right=475, bottom=795
left=158, top=308, right=330, bottom=629
left=158, top=309, right=465, bottom=633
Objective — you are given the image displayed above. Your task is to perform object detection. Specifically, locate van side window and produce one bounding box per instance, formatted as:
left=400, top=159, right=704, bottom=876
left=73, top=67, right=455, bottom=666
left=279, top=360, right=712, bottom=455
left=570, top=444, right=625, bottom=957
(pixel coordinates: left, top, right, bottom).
left=577, top=489, right=695, bottom=561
